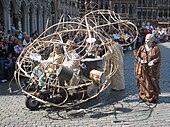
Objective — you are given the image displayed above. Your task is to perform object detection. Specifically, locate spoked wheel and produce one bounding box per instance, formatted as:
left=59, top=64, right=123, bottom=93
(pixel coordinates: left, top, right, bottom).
left=51, top=87, right=68, bottom=105
left=69, top=87, right=86, bottom=104
left=25, top=96, right=40, bottom=110
left=87, top=84, right=98, bottom=97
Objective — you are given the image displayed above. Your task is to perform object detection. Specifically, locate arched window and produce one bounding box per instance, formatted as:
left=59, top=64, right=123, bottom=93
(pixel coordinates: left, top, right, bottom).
left=129, top=4, right=133, bottom=15
left=114, top=4, right=118, bottom=13
left=21, top=1, right=26, bottom=32
left=122, top=4, right=126, bottom=13
left=10, top=1, right=18, bottom=30
left=100, top=1, right=103, bottom=9
left=105, top=2, right=108, bottom=9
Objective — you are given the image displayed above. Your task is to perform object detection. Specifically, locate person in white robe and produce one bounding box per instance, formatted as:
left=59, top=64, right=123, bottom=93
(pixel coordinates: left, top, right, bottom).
left=102, top=41, right=125, bottom=90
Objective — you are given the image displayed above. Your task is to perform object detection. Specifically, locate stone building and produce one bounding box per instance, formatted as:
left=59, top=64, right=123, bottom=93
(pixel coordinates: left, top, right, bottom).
left=79, top=0, right=136, bottom=20
left=0, top=0, right=79, bottom=35
left=1, top=0, right=170, bottom=35
left=79, top=0, right=170, bottom=27
left=136, top=0, right=170, bottom=27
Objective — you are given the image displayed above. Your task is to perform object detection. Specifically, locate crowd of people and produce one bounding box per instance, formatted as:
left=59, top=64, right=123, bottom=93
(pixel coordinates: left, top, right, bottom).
left=136, top=22, right=170, bottom=50
left=0, top=30, right=39, bottom=82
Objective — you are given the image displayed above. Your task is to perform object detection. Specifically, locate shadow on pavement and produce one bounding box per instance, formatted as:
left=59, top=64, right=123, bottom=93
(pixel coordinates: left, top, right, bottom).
left=0, top=79, right=21, bottom=96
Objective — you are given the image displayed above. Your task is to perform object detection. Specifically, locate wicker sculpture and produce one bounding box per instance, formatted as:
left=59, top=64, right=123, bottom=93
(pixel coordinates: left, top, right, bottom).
left=14, top=10, right=138, bottom=110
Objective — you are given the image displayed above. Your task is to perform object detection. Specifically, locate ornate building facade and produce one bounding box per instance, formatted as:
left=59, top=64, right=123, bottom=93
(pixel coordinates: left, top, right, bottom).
left=0, top=0, right=79, bottom=34
left=136, top=0, right=170, bottom=27
left=1, top=0, right=170, bottom=35
left=79, top=0, right=170, bottom=27
left=79, top=0, right=136, bottom=20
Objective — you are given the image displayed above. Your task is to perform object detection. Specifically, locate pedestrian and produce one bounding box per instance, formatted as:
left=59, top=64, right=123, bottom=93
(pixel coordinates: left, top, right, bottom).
left=135, top=33, right=161, bottom=103
left=103, top=41, right=125, bottom=90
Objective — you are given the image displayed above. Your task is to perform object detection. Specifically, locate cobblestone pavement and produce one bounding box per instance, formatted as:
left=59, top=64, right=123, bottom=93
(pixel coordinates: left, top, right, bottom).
left=0, top=42, right=170, bottom=127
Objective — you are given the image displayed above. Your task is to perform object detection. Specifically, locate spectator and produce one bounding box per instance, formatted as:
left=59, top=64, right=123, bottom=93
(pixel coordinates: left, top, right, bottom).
left=0, top=38, right=7, bottom=58
left=8, top=35, right=15, bottom=56
left=0, top=30, right=4, bottom=40
left=14, top=39, right=24, bottom=57
left=0, top=39, right=8, bottom=82
left=23, top=35, right=32, bottom=47
left=6, top=30, right=11, bottom=39
left=5, top=52, right=15, bottom=80
left=3, top=37, right=9, bottom=52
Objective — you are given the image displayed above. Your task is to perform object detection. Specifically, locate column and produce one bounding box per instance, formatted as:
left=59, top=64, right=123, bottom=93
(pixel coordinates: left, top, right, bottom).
left=27, top=4, right=30, bottom=35
left=39, top=7, right=43, bottom=33
left=4, top=1, right=11, bottom=31
left=18, top=0, right=22, bottom=31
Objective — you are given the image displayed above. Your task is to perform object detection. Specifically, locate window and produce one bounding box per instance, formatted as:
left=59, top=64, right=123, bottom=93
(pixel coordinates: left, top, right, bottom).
left=159, top=10, right=163, bottom=17
left=143, top=0, right=147, bottom=4
left=148, top=9, right=152, bottom=19
left=148, top=0, right=152, bottom=4
left=153, top=0, right=157, bottom=4
left=153, top=9, right=157, bottom=18
left=142, top=9, right=147, bottom=19
left=114, top=4, right=119, bottom=13
left=105, top=2, right=108, bottom=9
left=163, top=0, right=168, bottom=5
left=121, top=4, right=126, bottom=13
left=129, top=4, right=133, bottom=15
left=164, top=9, right=168, bottom=18
left=138, top=0, right=142, bottom=4
left=100, top=1, right=103, bottom=9
left=157, top=0, right=163, bottom=4
left=137, top=11, right=142, bottom=19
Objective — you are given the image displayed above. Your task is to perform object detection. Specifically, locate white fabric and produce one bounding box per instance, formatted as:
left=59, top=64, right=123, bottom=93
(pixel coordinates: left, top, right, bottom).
left=22, top=39, right=32, bottom=46
left=63, top=50, right=80, bottom=86
left=148, top=59, right=157, bottom=66
left=145, top=43, right=151, bottom=51
left=145, top=34, right=155, bottom=44
left=103, top=43, right=125, bottom=90
left=148, top=60, right=154, bottom=66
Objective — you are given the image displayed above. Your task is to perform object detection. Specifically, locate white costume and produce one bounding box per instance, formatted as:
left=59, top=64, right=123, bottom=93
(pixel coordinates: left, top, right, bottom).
left=103, top=42, right=125, bottom=90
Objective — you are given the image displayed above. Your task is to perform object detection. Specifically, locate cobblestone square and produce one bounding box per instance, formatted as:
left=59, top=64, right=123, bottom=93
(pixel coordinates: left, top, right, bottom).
left=0, top=42, right=170, bottom=127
